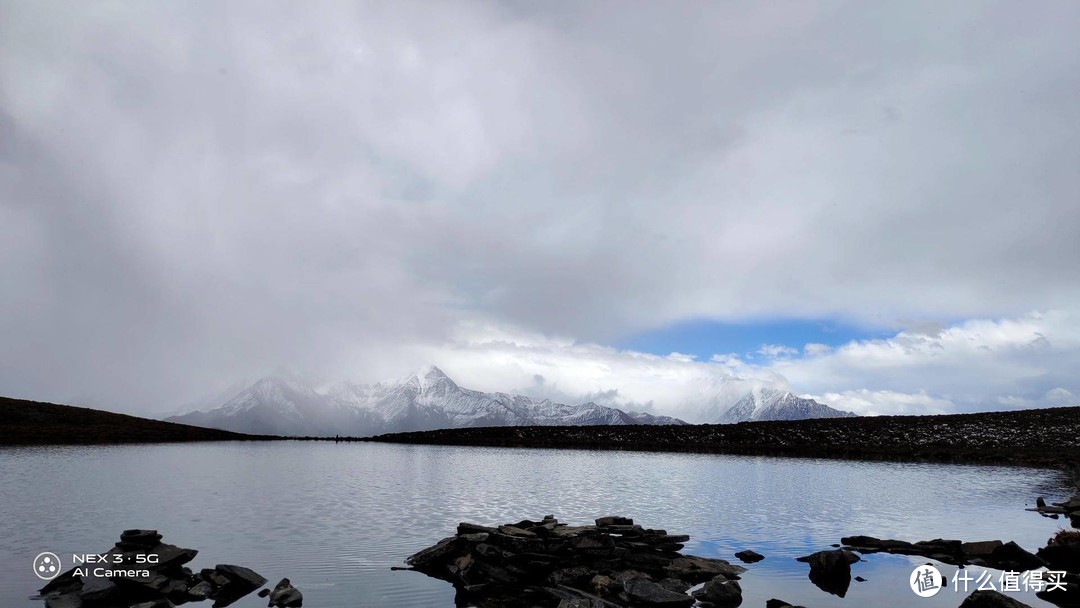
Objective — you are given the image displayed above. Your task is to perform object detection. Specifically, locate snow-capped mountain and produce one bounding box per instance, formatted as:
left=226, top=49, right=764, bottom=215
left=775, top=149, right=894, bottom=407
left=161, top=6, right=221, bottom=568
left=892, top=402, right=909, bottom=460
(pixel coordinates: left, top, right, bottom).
left=167, top=366, right=688, bottom=436
left=167, top=369, right=382, bottom=436
left=714, top=386, right=856, bottom=423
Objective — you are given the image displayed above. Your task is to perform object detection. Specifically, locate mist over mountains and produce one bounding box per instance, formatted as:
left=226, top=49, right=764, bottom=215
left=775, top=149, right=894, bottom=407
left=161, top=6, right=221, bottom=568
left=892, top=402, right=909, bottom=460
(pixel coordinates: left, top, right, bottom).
left=166, top=366, right=854, bottom=436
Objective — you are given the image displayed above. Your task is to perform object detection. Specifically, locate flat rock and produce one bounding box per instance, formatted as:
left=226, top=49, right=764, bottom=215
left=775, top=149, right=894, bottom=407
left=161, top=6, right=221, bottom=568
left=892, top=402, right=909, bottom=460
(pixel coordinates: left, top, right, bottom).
left=406, top=537, right=461, bottom=568
left=118, top=530, right=165, bottom=550
left=622, top=578, right=694, bottom=607
left=664, top=556, right=745, bottom=584
left=215, top=564, right=267, bottom=587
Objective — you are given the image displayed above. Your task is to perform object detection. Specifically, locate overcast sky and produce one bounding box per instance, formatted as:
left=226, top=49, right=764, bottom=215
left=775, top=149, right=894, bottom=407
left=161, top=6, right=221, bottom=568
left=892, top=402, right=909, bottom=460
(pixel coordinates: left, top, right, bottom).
left=1, top=1, right=1078, bottom=419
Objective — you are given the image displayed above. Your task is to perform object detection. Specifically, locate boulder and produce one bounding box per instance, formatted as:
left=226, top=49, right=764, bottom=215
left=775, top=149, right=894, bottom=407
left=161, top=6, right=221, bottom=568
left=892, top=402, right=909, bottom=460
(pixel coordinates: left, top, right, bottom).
left=962, top=540, right=1003, bottom=560
left=795, top=549, right=859, bottom=597
left=691, top=575, right=742, bottom=606
left=77, top=577, right=117, bottom=602
left=958, top=590, right=1033, bottom=607
left=1036, top=571, right=1080, bottom=606
left=212, top=564, right=269, bottom=607
left=119, top=529, right=164, bottom=548
left=214, top=564, right=268, bottom=589
left=186, top=581, right=213, bottom=601
left=267, top=578, right=303, bottom=607
left=988, top=541, right=1045, bottom=572
left=458, top=523, right=498, bottom=535
left=622, top=578, right=694, bottom=607
left=733, top=550, right=764, bottom=564
left=1037, top=542, right=1080, bottom=572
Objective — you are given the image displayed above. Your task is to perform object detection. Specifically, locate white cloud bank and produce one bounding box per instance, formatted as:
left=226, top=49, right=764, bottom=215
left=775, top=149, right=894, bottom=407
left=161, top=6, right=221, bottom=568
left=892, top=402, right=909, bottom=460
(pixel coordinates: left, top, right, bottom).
left=406, top=311, right=1080, bottom=422
left=1, top=3, right=1077, bottom=413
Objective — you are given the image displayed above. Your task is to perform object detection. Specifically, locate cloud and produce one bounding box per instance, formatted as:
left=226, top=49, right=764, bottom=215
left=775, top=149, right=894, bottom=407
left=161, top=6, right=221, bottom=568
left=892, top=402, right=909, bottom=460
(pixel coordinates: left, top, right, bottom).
left=756, top=344, right=799, bottom=359
left=400, top=311, right=1080, bottom=421
left=399, top=320, right=788, bottom=422
left=1044, top=388, right=1077, bottom=406
left=1, top=2, right=1078, bottom=412
left=806, top=390, right=956, bottom=417
left=765, top=311, right=1080, bottom=413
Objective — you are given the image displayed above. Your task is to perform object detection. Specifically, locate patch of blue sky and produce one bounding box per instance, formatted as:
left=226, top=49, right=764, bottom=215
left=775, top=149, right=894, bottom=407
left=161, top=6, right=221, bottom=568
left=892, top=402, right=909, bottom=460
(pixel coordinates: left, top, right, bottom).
left=616, top=318, right=893, bottom=361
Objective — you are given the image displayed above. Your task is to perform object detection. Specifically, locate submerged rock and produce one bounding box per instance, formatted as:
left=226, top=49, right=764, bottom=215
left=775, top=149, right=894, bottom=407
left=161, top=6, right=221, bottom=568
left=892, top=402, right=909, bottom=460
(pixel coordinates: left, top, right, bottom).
left=405, top=515, right=748, bottom=607
left=795, top=549, right=860, bottom=597
left=691, top=575, right=742, bottom=606
left=841, top=535, right=1045, bottom=571
left=266, top=578, right=304, bottom=607
left=733, top=550, right=764, bottom=564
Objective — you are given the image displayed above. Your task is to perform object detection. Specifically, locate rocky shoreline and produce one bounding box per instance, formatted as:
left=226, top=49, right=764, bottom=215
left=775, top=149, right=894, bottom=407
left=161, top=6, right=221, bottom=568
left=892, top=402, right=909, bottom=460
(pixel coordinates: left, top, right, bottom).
left=34, top=530, right=302, bottom=608
left=404, top=507, right=1080, bottom=608
left=361, top=406, right=1080, bottom=471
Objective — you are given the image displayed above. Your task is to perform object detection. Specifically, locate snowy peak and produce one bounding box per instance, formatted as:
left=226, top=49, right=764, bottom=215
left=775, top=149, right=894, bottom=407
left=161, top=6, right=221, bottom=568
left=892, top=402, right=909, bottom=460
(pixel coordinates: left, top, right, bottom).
left=168, top=366, right=688, bottom=436
left=167, top=365, right=853, bottom=435
left=717, top=387, right=855, bottom=423
left=403, top=365, right=459, bottom=394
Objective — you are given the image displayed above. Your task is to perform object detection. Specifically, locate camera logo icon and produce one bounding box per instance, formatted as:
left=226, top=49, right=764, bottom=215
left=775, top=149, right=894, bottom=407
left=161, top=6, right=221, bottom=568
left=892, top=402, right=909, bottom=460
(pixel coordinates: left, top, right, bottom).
left=33, top=552, right=62, bottom=581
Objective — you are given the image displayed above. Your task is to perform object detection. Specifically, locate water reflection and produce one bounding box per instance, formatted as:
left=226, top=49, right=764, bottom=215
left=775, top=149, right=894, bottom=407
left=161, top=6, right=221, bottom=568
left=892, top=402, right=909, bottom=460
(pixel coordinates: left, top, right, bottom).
left=0, top=442, right=1069, bottom=607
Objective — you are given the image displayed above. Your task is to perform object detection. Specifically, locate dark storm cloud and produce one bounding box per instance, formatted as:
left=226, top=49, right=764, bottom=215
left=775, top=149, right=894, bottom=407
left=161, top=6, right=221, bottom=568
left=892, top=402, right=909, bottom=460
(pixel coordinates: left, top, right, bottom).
left=1, top=1, right=1078, bottom=412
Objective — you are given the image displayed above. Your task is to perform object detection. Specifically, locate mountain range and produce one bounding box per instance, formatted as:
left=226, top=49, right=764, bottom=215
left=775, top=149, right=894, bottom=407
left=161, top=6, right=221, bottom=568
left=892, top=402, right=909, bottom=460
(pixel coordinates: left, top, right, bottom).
left=166, top=365, right=855, bottom=436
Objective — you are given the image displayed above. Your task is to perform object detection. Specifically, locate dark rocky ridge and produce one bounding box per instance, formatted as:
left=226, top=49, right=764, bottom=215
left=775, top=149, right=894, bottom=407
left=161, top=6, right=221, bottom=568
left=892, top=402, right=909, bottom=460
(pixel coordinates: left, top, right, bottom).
left=0, top=397, right=273, bottom=445
left=362, top=406, right=1080, bottom=469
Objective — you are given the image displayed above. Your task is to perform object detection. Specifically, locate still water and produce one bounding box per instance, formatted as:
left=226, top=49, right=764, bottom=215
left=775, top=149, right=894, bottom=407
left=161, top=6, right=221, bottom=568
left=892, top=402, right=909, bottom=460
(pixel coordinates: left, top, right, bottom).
left=0, top=442, right=1070, bottom=607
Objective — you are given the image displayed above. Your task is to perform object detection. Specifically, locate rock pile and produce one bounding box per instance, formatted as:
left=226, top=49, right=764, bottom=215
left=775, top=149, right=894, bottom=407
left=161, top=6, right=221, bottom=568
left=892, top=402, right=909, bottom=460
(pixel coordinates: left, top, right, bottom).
left=405, top=515, right=747, bottom=607
left=34, top=530, right=302, bottom=608
left=839, top=536, right=1045, bottom=571
left=838, top=530, right=1080, bottom=607
left=1030, top=495, right=1080, bottom=529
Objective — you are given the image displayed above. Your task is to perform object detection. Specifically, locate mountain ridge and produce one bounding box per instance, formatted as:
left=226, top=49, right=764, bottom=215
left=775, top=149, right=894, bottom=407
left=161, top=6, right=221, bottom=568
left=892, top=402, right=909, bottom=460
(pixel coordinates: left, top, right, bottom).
left=167, top=366, right=693, bottom=436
